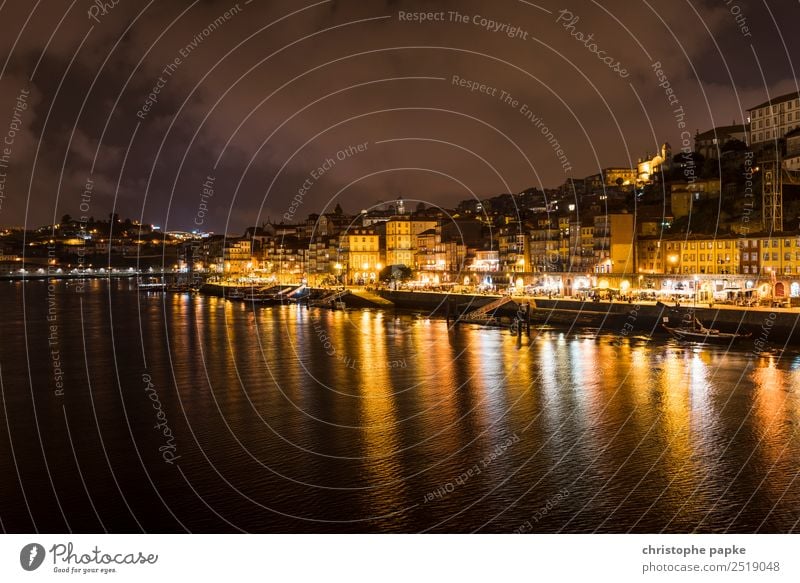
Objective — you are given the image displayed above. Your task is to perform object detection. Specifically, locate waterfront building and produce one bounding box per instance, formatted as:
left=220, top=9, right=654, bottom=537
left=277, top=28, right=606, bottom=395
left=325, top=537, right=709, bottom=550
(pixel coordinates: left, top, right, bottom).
left=635, top=237, right=665, bottom=274
left=385, top=217, right=437, bottom=267
left=754, top=234, right=800, bottom=276
left=262, top=237, right=308, bottom=282
left=470, top=249, right=499, bottom=272
left=593, top=213, right=635, bottom=274
left=342, top=227, right=381, bottom=284
left=658, top=235, right=739, bottom=276
left=414, top=229, right=439, bottom=272
left=739, top=237, right=761, bottom=275
left=434, top=240, right=466, bottom=274
left=497, top=226, right=529, bottom=273
left=568, top=218, right=595, bottom=272
left=222, top=239, right=254, bottom=274
left=306, top=236, right=340, bottom=284
left=529, top=220, right=561, bottom=273
left=641, top=235, right=739, bottom=276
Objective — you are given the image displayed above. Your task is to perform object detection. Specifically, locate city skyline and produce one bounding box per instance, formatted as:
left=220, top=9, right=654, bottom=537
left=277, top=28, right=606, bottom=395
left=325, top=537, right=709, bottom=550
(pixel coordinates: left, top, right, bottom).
left=5, top=2, right=800, bottom=570
left=0, top=1, right=798, bottom=233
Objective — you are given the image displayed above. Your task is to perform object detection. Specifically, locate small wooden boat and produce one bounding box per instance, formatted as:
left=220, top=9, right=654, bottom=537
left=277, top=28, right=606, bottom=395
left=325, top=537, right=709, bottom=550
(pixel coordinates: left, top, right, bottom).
left=138, top=281, right=166, bottom=292
left=662, top=316, right=751, bottom=345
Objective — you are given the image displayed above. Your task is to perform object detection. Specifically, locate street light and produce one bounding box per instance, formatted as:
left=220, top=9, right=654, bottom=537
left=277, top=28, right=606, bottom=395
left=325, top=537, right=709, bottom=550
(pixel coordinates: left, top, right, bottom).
left=668, top=255, right=678, bottom=274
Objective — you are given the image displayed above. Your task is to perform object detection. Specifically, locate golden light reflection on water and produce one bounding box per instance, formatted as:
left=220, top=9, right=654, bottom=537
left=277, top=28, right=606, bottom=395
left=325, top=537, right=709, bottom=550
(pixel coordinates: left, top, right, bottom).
left=750, top=362, right=800, bottom=502
left=334, top=310, right=424, bottom=524
left=181, top=305, right=800, bottom=529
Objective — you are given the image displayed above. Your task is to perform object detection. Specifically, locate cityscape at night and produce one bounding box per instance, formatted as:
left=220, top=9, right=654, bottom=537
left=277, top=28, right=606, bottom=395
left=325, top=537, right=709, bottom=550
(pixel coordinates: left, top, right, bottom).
left=1, top=1, right=800, bottom=580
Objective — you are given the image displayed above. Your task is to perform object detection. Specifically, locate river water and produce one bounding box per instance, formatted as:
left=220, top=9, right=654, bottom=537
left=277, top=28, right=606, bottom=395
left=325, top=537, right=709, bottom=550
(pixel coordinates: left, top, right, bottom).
left=1, top=279, right=799, bottom=533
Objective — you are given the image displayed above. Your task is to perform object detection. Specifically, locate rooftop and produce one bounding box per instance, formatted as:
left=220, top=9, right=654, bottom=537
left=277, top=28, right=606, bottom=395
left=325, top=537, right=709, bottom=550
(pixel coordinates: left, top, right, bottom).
left=749, top=92, right=800, bottom=111
left=695, top=124, right=749, bottom=140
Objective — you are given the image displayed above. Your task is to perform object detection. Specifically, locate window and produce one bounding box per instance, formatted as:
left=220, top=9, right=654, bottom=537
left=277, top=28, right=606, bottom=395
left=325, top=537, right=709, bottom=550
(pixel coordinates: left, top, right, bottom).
left=700, top=242, right=706, bottom=249
left=764, top=253, right=770, bottom=261
left=772, top=253, right=779, bottom=261
left=700, top=253, right=705, bottom=261
left=773, top=240, right=779, bottom=248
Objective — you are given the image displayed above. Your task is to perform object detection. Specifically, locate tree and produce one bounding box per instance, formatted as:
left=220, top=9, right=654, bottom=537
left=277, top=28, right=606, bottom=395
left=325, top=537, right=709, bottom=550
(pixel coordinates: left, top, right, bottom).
left=334, top=203, right=343, bottom=215
left=379, top=264, right=412, bottom=282
left=60, top=214, right=72, bottom=224
left=670, top=152, right=705, bottom=181
left=416, top=202, right=427, bottom=212
left=721, top=138, right=747, bottom=153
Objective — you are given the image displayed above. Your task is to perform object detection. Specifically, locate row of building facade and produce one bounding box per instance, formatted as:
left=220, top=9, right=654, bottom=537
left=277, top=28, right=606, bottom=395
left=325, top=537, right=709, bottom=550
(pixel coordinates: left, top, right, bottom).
left=183, top=206, right=800, bottom=298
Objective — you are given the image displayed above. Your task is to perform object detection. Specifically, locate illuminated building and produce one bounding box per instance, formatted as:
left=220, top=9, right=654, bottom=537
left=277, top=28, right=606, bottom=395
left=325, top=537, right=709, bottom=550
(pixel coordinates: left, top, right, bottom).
left=343, top=228, right=381, bottom=284
left=637, top=143, right=672, bottom=183
left=385, top=217, right=437, bottom=267
left=593, top=213, right=634, bottom=274
left=748, top=92, right=800, bottom=147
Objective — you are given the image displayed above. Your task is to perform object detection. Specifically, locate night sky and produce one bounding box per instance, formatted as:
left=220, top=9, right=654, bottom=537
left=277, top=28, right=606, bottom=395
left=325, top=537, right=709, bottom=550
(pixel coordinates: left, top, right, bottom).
left=0, top=0, right=797, bottom=233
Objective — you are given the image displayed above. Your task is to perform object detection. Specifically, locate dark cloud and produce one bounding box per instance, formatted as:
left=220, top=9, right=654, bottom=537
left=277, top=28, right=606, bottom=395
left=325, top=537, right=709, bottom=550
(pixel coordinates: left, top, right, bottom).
left=0, top=0, right=797, bottom=232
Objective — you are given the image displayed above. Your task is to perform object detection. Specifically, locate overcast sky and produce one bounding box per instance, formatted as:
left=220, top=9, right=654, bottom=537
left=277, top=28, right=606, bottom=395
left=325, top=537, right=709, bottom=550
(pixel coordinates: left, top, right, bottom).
left=0, top=0, right=797, bottom=234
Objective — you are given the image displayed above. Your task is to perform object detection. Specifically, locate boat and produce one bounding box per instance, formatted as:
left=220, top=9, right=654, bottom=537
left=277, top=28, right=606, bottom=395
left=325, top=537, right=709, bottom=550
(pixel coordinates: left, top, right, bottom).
left=225, top=288, right=245, bottom=300
left=138, top=280, right=166, bottom=292
left=662, top=316, right=751, bottom=345
left=166, top=283, right=192, bottom=293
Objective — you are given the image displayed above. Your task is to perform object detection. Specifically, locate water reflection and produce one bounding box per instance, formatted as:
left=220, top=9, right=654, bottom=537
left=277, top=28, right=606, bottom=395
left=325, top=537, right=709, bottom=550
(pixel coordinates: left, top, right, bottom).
left=4, top=282, right=800, bottom=533
left=141, top=301, right=800, bottom=531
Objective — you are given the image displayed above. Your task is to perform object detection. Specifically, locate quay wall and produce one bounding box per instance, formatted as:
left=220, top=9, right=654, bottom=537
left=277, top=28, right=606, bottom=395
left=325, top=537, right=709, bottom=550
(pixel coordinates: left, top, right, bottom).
left=197, top=285, right=800, bottom=346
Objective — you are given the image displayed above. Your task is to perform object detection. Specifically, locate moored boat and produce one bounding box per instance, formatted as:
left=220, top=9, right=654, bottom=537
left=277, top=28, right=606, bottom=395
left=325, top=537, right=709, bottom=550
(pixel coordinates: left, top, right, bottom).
left=662, top=316, right=751, bottom=345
